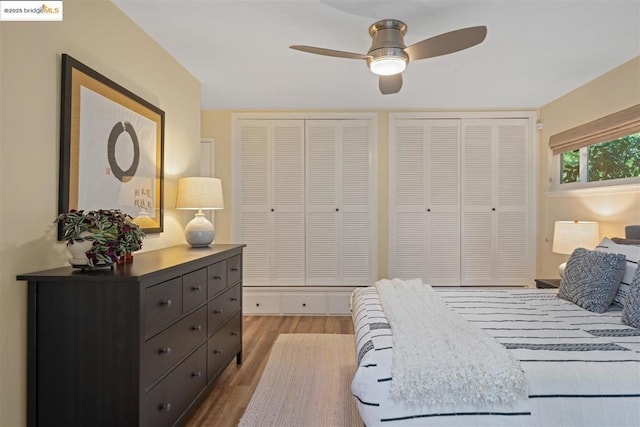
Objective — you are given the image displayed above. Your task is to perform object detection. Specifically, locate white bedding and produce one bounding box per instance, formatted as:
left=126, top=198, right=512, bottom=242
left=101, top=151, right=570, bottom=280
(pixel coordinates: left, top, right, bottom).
left=351, top=287, right=640, bottom=426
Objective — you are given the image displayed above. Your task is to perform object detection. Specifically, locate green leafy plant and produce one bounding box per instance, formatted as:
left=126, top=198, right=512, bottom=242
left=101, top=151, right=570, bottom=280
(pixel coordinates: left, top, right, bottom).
left=55, top=209, right=145, bottom=266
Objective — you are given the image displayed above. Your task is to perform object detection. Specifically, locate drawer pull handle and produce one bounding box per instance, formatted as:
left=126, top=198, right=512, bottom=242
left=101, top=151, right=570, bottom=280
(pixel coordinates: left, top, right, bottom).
left=230, top=297, right=239, bottom=301
left=191, top=325, right=202, bottom=331
left=159, top=403, right=171, bottom=412
left=231, top=331, right=239, bottom=336
left=191, top=285, right=202, bottom=291
left=191, top=371, right=202, bottom=378
left=230, top=268, right=238, bottom=272
left=302, top=303, right=307, bottom=307
left=256, top=303, right=260, bottom=307
left=158, top=347, right=172, bottom=355
left=213, top=349, right=223, bottom=354
left=159, top=299, right=172, bottom=307
left=213, top=275, right=222, bottom=280
left=214, top=309, right=223, bottom=314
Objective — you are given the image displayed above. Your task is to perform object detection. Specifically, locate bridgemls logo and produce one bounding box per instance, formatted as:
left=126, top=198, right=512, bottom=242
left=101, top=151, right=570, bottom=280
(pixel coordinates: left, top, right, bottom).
left=0, top=1, right=63, bottom=21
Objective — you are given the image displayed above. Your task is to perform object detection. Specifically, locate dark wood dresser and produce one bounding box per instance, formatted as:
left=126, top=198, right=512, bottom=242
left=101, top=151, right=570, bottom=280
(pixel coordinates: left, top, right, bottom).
left=17, top=244, right=245, bottom=427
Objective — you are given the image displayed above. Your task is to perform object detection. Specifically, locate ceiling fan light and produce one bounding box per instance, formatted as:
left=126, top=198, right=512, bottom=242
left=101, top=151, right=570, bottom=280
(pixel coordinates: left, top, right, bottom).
left=369, top=56, right=407, bottom=76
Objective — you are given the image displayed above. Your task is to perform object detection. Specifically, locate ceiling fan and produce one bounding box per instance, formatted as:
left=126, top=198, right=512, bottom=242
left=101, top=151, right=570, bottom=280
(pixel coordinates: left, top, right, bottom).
left=290, top=19, right=487, bottom=95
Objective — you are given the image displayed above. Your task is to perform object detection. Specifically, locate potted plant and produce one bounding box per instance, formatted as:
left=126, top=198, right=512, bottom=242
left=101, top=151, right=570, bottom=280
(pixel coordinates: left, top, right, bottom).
left=55, top=209, right=145, bottom=267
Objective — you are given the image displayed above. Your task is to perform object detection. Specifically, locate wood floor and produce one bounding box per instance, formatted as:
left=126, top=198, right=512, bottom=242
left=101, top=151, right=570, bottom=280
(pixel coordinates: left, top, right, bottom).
left=185, top=316, right=355, bottom=427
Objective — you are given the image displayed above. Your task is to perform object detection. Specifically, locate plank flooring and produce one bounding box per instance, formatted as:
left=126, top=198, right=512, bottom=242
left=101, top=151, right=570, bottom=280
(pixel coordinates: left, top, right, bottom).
left=185, top=316, right=355, bottom=427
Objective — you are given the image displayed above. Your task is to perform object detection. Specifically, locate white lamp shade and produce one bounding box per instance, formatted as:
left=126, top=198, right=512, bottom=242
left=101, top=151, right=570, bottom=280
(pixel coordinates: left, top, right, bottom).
left=176, top=177, right=224, bottom=247
left=176, top=177, right=224, bottom=210
left=552, top=221, right=600, bottom=254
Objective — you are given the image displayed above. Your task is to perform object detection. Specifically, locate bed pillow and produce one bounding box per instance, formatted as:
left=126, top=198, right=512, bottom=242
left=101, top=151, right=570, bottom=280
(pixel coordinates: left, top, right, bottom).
left=558, top=248, right=626, bottom=313
left=595, top=237, right=640, bottom=307
left=622, top=267, right=640, bottom=328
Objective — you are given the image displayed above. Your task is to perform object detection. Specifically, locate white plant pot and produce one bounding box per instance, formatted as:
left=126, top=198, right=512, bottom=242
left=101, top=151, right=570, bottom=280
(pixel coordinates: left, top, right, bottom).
left=67, top=232, right=94, bottom=266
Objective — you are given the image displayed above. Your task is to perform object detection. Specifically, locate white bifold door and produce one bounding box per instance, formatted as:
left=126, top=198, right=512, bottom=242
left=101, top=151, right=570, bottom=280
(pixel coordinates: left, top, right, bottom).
left=237, top=120, right=306, bottom=286
left=236, top=118, right=377, bottom=287
left=305, top=120, right=374, bottom=286
left=389, top=119, right=461, bottom=285
left=389, top=116, right=532, bottom=287
left=461, top=119, right=530, bottom=286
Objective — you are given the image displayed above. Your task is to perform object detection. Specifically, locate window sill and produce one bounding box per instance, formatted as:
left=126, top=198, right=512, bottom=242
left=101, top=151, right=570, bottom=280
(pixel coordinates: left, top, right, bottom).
left=549, top=180, right=640, bottom=197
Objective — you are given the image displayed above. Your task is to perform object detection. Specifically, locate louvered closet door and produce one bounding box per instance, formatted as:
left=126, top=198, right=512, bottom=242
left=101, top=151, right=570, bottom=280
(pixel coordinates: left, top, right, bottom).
left=389, top=119, right=460, bottom=285
left=238, top=120, right=305, bottom=286
left=305, top=120, right=373, bottom=286
left=461, top=119, right=529, bottom=286
left=495, top=120, right=529, bottom=283
left=426, top=122, right=461, bottom=285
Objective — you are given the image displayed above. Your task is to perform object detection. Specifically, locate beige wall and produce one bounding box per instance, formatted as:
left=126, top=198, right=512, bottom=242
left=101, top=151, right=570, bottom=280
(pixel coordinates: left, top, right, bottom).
left=537, top=56, right=640, bottom=278
left=0, top=1, right=202, bottom=425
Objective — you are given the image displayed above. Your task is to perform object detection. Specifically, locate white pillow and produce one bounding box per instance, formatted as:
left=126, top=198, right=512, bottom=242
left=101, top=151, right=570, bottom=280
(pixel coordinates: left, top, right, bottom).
left=595, top=237, right=640, bottom=307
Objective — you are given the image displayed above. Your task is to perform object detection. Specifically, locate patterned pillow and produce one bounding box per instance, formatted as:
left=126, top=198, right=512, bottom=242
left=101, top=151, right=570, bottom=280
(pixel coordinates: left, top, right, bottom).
left=595, top=237, right=640, bottom=307
left=622, top=267, right=640, bottom=328
left=558, top=248, right=626, bottom=313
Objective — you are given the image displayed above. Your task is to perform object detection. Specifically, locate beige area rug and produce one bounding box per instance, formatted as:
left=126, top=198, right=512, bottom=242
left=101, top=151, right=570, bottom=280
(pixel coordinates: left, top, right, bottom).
left=239, top=334, right=362, bottom=427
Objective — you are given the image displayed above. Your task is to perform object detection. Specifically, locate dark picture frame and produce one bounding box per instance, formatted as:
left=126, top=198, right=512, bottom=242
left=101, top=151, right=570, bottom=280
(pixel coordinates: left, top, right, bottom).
left=59, top=54, right=164, bottom=237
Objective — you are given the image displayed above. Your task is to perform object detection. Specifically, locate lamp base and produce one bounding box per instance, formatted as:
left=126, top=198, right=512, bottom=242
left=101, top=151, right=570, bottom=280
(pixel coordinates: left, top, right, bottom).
left=558, top=262, right=567, bottom=278
left=185, top=212, right=215, bottom=247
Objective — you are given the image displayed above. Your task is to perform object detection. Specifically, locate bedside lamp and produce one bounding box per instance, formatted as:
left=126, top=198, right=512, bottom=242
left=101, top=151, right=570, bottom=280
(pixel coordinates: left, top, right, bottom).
left=552, top=220, right=599, bottom=277
left=176, top=177, right=224, bottom=247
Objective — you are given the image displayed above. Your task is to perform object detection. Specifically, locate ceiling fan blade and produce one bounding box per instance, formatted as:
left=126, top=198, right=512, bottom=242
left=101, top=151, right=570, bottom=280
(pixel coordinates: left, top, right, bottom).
left=404, top=26, right=487, bottom=62
left=290, top=45, right=370, bottom=60
left=379, top=74, right=403, bottom=95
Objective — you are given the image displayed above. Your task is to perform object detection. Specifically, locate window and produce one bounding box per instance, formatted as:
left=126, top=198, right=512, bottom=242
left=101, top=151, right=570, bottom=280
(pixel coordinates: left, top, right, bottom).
left=561, top=133, right=640, bottom=184
left=549, top=104, right=640, bottom=188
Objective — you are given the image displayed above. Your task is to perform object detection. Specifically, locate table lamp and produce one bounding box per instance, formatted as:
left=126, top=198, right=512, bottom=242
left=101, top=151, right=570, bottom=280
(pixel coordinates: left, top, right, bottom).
left=552, top=220, right=599, bottom=277
left=176, top=177, right=224, bottom=247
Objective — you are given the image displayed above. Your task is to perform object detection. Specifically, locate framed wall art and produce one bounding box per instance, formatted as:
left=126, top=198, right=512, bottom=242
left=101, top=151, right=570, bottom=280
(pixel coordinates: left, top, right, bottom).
left=59, top=54, right=164, bottom=237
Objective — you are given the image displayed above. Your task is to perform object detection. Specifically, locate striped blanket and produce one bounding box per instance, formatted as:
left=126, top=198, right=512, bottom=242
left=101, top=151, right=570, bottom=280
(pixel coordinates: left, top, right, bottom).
left=351, top=287, right=640, bottom=427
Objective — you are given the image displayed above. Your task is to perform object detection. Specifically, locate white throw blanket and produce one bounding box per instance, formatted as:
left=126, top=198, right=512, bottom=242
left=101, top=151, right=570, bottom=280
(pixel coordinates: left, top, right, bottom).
left=375, top=278, right=528, bottom=407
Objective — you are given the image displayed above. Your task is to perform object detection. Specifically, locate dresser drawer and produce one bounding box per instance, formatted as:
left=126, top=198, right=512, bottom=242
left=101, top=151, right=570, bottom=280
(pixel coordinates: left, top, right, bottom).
left=142, top=306, right=207, bottom=390
left=280, top=293, right=326, bottom=314
left=208, top=284, right=241, bottom=335
left=208, top=261, right=227, bottom=298
left=183, top=268, right=207, bottom=312
left=227, top=255, right=242, bottom=285
left=207, top=313, right=242, bottom=382
left=243, top=293, right=280, bottom=314
left=145, top=277, right=183, bottom=336
left=327, top=292, right=352, bottom=314
left=143, top=344, right=207, bottom=427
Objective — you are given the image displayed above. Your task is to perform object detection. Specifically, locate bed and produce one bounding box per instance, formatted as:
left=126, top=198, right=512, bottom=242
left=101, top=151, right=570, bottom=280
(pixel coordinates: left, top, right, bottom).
left=351, top=232, right=640, bottom=427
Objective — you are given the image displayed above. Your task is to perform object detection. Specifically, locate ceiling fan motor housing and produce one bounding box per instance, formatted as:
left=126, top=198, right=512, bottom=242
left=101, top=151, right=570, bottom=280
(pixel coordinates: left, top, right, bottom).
left=367, top=19, right=409, bottom=74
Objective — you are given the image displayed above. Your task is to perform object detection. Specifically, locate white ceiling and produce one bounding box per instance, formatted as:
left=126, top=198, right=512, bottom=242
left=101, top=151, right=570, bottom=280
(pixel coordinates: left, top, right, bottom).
left=112, top=0, right=640, bottom=110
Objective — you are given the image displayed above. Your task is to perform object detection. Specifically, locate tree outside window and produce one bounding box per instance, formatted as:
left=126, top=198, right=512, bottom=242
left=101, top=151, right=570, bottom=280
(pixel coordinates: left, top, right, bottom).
left=561, top=133, right=640, bottom=184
